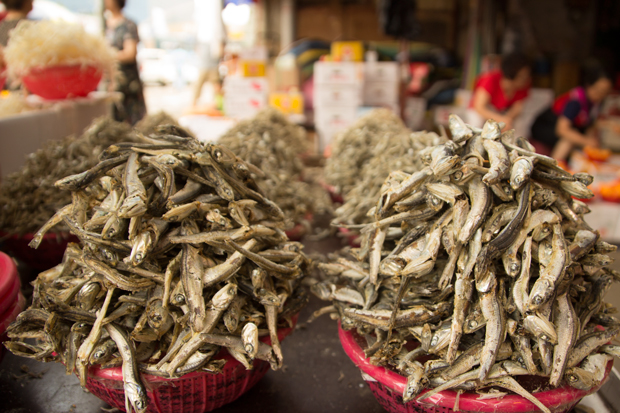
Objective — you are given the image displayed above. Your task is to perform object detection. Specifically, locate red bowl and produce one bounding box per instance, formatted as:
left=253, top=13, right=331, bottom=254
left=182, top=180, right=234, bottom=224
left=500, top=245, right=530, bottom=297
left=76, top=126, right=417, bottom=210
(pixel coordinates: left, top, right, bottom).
left=86, top=315, right=298, bottom=413
left=285, top=213, right=313, bottom=241
left=22, top=64, right=102, bottom=100
left=318, top=181, right=344, bottom=204
left=0, top=231, right=79, bottom=271
left=338, top=227, right=360, bottom=248
left=339, top=324, right=612, bottom=413
left=0, top=252, right=26, bottom=364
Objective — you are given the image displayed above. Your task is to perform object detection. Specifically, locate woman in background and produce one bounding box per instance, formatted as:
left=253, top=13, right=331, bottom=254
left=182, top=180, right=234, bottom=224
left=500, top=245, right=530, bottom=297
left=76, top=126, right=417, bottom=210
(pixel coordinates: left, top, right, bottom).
left=531, top=62, right=613, bottom=161
left=470, top=53, right=531, bottom=130
left=105, top=0, right=146, bottom=125
left=0, top=0, right=32, bottom=77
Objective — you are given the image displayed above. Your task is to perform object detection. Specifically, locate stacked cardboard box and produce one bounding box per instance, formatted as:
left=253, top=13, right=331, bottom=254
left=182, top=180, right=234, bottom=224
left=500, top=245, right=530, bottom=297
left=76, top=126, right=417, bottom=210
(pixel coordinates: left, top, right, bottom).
left=223, top=77, right=268, bottom=119
left=362, top=62, right=400, bottom=112
left=313, top=61, right=364, bottom=151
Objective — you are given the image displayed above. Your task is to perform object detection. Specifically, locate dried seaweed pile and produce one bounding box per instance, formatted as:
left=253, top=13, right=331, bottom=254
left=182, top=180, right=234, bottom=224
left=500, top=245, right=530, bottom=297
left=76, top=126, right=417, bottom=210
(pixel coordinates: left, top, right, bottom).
left=219, top=108, right=332, bottom=224
left=6, top=131, right=310, bottom=412
left=329, top=110, right=444, bottom=226
left=314, top=116, right=620, bottom=412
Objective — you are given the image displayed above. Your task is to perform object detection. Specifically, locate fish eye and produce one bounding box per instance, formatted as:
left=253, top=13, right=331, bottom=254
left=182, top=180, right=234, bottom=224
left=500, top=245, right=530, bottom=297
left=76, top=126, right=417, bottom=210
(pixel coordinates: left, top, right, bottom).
left=136, top=400, right=146, bottom=408
left=533, top=296, right=542, bottom=305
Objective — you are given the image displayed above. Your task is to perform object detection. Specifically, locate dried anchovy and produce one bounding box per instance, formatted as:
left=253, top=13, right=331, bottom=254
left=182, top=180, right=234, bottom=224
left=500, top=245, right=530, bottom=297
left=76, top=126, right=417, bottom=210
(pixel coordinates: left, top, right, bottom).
left=327, top=109, right=444, bottom=226
left=315, top=115, right=619, bottom=410
left=5, top=130, right=310, bottom=412
left=218, top=108, right=332, bottom=226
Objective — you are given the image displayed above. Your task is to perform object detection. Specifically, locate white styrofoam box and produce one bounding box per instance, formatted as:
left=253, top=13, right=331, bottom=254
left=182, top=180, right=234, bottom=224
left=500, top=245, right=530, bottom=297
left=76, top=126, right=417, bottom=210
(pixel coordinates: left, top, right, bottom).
left=433, top=105, right=469, bottom=127
left=314, top=84, right=362, bottom=108
left=357, top=104, right=400, bottom=118
left=224, top=94, right=268, bottom=119
left=315, top=106, right=358, bottom=128
left=223, top=77, right=269, bottom=94
left=404, top=97, right=427, bottom=131
left=315, top=106, right=358, bottom=151
left=585, top=202, right=620, bottom=243
left=179, top=115, right=237, bottom=143
left=313, top=61, right=364, bottom=85
left=363, top=81, right=399, bottom=106
left=239, top=46, right=268, bottom=61
left=364, top=62, right=399, bottom=83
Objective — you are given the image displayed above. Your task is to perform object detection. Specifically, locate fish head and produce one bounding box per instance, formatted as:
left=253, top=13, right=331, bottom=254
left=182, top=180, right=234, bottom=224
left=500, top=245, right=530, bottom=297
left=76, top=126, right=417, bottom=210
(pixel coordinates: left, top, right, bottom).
left=125, top=381, right=148, bottom=413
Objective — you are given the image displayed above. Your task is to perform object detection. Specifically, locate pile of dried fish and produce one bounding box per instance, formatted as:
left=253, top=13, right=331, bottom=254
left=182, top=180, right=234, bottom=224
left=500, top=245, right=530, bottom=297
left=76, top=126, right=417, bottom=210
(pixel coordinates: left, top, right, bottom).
left=219, top=108, right=332, bottom=225
left=135, top=111, right=183, bottom=136
left=0, top=117, right=136, bottom=235
left=314, top=115, right=620, bottom=412
left=329, top=110, right=443, bottom=226
left=5, top=130, right=310, bottom=413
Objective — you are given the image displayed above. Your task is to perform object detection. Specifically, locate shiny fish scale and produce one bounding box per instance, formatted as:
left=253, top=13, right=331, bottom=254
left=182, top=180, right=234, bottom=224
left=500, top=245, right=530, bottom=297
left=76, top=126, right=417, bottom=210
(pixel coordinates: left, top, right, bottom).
left=315, top=115, right=618, bottom=405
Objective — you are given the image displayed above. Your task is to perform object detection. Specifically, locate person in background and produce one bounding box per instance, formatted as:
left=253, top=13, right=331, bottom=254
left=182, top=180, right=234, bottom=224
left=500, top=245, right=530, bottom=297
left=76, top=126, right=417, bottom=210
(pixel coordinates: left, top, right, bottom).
left=470, top=53, right=531, bottom=130
left=531, top=62, right=614, bottom=161
left=104, top=0, right=146, bottom=125
left=0, top=0, right=32, bottom=74
left=192, top=0, right=224, bottom=108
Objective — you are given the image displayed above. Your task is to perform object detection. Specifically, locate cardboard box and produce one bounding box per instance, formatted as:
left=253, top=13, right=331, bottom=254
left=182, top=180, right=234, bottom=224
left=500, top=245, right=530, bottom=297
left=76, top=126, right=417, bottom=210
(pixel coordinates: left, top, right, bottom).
left=223, top=77, right=269, bottom=94
left=314, top=84, right=362, bottom=108
left=314, top=62, right=364, bottom=85
left=363, top=81, right=399, bottom=106
left=269, top=92, right=304, bottom=115
left=331, top=41, right=364, bottom=62
left=241, top=60, right=266, bottom=77
left=364, top=62, right=399, bottom=83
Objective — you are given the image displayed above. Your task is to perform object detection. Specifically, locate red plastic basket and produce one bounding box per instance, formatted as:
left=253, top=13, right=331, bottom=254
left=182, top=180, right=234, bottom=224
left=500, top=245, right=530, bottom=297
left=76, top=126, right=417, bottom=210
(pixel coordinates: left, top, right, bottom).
left=86, top=315, right=298, bottom=413
left=0, top=252, right=26, bottom=364
left=22, top=64, right=102, bottom=100
left=338, top=324, right=612, bottom=413
left=0, top=231, right=79, bottom=271
left=285, top=213, right=313, bottom=241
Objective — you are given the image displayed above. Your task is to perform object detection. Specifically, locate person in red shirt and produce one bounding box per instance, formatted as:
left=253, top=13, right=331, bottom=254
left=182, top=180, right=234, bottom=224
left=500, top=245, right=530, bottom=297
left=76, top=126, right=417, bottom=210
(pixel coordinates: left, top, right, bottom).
left=470, top=53, right=531, bottom=130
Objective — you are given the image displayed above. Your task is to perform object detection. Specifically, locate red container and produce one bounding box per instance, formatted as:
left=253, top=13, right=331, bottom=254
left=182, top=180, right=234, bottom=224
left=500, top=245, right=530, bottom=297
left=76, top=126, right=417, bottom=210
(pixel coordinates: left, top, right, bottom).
left=285, top=213, right=313, bottom=241
left=0, top=231, right=79, bottom=271
left=338, top=227, right=360, bottom=248
left=86, top=315, right=298, bottom=413
left=339, top=324, right=612, bottom=413
left=0, top=251, right=26, bottom=364
left=22, top=64, right=102, bottom=100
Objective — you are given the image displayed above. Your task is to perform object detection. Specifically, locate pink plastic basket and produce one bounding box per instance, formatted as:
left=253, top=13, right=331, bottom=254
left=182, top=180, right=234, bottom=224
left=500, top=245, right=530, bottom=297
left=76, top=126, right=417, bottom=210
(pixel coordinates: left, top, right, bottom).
left=0, top=252, right=26, bottom=364
left=0, top=231, right=79, bottom=270
left=22, top=64, right=102, bottom=100
left=86, top=315, right=298, bottom=413
left=285, top=213, right=313, bottom=242
left=338, top=324, right=612, bottom=413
